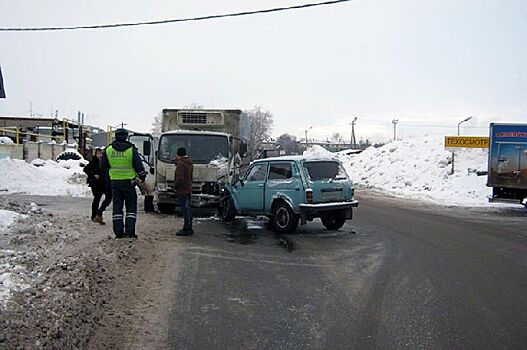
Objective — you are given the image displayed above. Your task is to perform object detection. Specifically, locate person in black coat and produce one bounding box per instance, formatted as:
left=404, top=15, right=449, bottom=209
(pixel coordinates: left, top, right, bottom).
left=83, top=148, right=112, bottom=224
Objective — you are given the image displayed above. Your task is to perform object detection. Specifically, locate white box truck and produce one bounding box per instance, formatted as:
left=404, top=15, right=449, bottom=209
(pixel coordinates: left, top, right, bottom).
left=155, top=109, right=250, bottom=213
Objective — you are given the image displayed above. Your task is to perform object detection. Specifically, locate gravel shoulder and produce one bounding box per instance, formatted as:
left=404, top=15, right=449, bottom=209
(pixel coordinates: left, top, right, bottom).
left=0, top=195, right=186, bottom=349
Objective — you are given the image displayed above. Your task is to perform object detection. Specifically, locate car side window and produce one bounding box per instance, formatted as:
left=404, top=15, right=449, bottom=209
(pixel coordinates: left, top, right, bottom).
left=268, top=162, right=293, bottom=181
left=246, top=163, right=268, bottom=182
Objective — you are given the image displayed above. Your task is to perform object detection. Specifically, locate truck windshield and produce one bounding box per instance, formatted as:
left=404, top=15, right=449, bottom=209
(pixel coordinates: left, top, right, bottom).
left=303, top=161, right=348, bottom=181
left=158, top=134, right=229, bottom=164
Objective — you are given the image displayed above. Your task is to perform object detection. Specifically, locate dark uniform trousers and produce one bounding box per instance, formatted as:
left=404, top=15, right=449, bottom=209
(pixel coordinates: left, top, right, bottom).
left=111, top=180, right=137, bottom=237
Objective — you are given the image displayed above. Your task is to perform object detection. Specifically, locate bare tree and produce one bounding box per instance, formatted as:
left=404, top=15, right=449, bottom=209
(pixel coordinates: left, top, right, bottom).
left=245, top=106, right=274, bottom=159
left=277, top=133, right=300, bottom=155
left=183, top=103, right=204, bottom=109
left=331, top=132, right=342, bottom=142
left=151, top=112, right=162, bottom=136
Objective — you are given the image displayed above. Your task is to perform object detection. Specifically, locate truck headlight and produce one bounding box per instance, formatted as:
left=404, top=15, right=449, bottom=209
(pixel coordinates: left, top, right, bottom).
left=157, top=184, right=168, bottom=192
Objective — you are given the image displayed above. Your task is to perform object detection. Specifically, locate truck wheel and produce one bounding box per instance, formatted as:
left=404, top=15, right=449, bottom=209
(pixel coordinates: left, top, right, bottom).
left=221, top=196, right=236, bottom=222
left=321, top=210, right=346, bottom=230
left=144, top=195, right=155, bottom=213
left=157, top=203, right=175, bottom=215
left=272, top=202, right=299, bottom=234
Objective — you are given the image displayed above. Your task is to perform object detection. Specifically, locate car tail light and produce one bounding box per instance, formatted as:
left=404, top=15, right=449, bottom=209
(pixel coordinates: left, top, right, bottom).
left=306, top=189, right=313, bottom=203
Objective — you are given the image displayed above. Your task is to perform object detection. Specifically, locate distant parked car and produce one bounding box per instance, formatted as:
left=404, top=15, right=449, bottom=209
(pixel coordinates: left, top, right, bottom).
left=220, top=156, right=358, bottom=233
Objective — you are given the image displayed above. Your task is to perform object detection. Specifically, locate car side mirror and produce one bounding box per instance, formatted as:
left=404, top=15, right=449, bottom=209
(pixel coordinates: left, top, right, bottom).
left=149, top=167, right=155, bottom=175
left=143, top=141, right=151, bottom=156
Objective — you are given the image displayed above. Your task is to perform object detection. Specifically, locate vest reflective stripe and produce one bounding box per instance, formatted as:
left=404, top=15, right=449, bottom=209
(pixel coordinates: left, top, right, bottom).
left=107, top=146, right=136, bottom=180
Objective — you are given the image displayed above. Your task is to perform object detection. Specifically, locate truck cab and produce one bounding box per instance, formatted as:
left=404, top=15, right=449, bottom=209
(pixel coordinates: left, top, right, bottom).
left=127, top=132, right=157, bottom=211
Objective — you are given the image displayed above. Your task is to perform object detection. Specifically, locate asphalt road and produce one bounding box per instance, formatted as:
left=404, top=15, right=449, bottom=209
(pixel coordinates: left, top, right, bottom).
left=161, top=193, right=527, bottom=350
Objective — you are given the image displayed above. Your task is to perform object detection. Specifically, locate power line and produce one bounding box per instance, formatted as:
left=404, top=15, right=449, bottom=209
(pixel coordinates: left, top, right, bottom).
left=0, top=0, right=354, bottom=32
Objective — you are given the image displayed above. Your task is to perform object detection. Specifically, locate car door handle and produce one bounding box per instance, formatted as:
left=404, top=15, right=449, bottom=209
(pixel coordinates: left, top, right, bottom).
left=258, top=184, right=264, bottom=188
left=295, top=188, right=300, bottom=191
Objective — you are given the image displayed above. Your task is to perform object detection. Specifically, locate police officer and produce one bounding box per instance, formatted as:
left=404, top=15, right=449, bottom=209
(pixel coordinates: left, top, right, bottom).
left=101, top=128, right=146, bottom=238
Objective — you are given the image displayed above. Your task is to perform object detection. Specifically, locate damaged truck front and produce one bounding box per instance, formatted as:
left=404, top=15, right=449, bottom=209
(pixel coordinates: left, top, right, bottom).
left=155, top=109, right=250, bottom=214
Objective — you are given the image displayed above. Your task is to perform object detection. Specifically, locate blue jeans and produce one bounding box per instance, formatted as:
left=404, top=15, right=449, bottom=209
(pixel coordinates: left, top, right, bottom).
left=111, top=180, right=138, bottom=237
left=178, top=194, right=192, bottom=231
left=97, top=176, right=113, bottom=215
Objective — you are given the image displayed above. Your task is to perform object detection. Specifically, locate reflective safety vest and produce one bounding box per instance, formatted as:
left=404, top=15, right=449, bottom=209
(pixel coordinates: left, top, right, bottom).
left=106, top=146, right=136, bottom=180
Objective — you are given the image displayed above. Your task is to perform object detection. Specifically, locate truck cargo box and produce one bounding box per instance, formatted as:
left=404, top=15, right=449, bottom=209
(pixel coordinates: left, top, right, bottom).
left=161, top=109, right=250, bottom=141
left=487, top=123, right=527, bottom=204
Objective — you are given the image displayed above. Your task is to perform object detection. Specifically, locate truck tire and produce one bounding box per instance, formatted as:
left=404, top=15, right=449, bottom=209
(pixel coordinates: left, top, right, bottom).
left=220, top=195, right=236, bottom=222
left=157, top=203, right=175, bottom=215
left=321, top=210, right=346, bottom=230
left=57, top=151, right=82, bottom=161
left=271, top=201, right=299, bottom=234
left=144, top=195, right=155, bottom=213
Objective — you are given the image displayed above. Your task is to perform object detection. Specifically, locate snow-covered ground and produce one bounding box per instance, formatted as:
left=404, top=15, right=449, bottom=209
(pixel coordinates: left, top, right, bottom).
left=0, top=158, right=90, bottom=197
left=0, top=209, right=22, bottom=234
left=304, top=135, right=499, bottom=207
left=0, top=209, right=31, bottom=303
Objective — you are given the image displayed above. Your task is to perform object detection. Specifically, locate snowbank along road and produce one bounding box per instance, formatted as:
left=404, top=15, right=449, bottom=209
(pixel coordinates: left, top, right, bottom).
left=2, top=191, right=525, bottom=349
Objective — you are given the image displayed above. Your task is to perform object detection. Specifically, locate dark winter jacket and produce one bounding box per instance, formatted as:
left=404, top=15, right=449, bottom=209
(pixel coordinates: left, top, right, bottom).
left=100, top=140, right=147, bottom=181
left=83, top=157, right=106, bottom=190
left=174, top=157, right=193, bottom=195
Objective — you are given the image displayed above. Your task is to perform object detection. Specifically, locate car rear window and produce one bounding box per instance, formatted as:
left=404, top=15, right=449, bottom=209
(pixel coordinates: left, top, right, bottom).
left=303, top=161, right=348, bottom=180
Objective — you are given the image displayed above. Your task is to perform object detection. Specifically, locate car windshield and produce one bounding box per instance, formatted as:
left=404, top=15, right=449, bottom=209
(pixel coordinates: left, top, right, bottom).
left=303, top=161, right=348, bottom=181
left=158, top=134, right=229, bottom=164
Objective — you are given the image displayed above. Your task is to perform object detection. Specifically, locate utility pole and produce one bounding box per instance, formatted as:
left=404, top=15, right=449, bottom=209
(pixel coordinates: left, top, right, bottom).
left=350, top=117, right=357, bottom=149
left=392, top=118, right=399, bottom=141
left=305, top=125, right=313, bottom=147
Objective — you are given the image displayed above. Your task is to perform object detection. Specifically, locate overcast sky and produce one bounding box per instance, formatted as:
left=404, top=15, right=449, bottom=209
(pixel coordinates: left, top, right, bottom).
left=1, top=0, right=526, bottom=142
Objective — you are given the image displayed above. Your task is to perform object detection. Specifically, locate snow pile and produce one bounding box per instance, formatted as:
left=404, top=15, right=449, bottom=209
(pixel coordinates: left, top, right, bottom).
left=0, top=250, right=32, bottom=304
left=0, top=209, right=23, bottom=234
left=303, top=145, right=338, bottom=159
left=0, top=136, right=14, bottom=144
left=0, top=159, right=90, bottom=197
left=304, top=135, right=493, bottom=206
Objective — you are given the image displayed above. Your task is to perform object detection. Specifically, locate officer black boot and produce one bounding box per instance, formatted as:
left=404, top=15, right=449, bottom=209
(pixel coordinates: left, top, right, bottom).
left=176, top=227, right=193, bottom=236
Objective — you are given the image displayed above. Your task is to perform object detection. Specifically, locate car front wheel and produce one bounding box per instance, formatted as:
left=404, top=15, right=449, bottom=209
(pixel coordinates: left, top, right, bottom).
left=272, top=202, right=299, bottom=234
left=220, top=195, right=236, bottom=222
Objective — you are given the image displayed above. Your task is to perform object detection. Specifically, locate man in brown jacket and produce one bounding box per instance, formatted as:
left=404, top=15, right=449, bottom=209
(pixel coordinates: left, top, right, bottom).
left=174, top=147, right=194, bottom=236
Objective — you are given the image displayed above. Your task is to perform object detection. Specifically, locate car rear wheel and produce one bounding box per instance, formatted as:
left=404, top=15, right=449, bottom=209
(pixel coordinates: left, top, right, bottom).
left=220, top=195, right=236, bottom=222
left=272, top=202, right=299, bottom=234
left=321, top=210, right=346, bottom=230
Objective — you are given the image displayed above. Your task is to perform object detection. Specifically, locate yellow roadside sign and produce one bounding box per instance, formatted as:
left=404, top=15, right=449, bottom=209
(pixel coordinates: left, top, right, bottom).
left=445, top=136, right=490, bottom=148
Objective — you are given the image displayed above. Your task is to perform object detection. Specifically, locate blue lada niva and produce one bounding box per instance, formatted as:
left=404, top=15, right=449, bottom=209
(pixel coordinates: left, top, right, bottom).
left=220, top=155, right=358, bottom=233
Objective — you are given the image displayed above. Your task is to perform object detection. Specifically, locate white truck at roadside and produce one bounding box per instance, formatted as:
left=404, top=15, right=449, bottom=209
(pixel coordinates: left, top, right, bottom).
left=155, top=109, right=250, bottom=214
